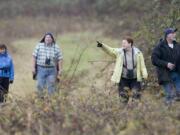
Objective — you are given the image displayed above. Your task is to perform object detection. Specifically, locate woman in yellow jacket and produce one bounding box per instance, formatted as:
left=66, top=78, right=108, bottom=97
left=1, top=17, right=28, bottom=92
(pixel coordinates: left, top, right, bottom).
left=97, top=37, right=148, bottom=103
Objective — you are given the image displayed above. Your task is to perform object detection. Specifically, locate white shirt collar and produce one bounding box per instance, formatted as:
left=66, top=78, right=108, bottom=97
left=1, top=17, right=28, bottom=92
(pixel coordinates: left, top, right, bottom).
left=168, top=43, right=174, bottom=49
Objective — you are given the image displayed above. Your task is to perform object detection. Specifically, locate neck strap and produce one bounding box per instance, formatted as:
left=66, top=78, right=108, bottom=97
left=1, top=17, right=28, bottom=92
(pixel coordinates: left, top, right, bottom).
left=123, top=48, right=135, bottom=69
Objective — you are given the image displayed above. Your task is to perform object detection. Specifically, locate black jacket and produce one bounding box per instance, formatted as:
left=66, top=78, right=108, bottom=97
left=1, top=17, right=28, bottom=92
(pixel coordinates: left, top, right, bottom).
left=151, top=39, right=180, bottom=84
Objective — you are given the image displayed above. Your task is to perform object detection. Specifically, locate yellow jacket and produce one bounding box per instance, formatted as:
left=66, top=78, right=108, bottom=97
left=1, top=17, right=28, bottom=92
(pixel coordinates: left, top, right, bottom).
left=101, top=43, right=148, bottom=83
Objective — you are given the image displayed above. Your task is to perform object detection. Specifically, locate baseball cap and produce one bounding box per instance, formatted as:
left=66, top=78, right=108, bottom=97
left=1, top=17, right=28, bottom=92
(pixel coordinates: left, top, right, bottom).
left=164, top=28, right=178, bottom=37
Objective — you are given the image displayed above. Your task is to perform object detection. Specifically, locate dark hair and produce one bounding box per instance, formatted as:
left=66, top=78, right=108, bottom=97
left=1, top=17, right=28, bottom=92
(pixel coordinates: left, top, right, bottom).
left=123, top=37, right=134, bottom=46
left=0, top=44, right=7, bottom=50
left=40, top=32, right=56, bottom=44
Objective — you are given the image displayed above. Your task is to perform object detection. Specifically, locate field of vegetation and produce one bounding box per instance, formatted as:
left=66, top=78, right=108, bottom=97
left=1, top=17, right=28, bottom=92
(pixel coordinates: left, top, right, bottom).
left=0, top=0, right=180, bottom=134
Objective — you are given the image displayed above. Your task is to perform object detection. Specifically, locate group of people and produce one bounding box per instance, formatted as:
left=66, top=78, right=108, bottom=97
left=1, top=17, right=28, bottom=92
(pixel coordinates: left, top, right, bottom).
left=0, top=32, right=63, bottom=102
left=0, top=28, right=179, bottom=106
left=97, top=27, right=179, bottom=105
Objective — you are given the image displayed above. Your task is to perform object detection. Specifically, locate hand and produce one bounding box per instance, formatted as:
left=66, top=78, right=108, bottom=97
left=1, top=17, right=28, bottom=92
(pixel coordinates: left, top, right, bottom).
left=167, top=63, right=175, bottom=70
left=56, top=70, right=62, bottom=82
left=9, top=80, right=13, bottom=84
left=32, top=72, right=37, bottom=80
left=97, top=41, right=103, bottom=47
left=32, top=66, right=37, bottom=80
left=57, top=74, right=61, bottom=82
left=56, top=76, right=60, bottom=83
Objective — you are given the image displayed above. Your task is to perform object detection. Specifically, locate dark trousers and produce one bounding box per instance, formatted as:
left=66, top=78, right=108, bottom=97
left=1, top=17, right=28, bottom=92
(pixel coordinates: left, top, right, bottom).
left=118, top=78, right=141, bottom=102
left=0, top=77, right=10, bottom=102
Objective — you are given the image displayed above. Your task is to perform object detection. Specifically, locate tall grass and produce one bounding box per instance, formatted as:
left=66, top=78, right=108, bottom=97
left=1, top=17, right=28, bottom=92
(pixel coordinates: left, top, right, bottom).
left=0, top=88, right=179, bottom=135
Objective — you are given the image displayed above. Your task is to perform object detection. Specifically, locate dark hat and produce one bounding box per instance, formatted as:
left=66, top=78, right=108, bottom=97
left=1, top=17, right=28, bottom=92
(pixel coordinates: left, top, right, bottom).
left=164, top=28, right=177, bottom=37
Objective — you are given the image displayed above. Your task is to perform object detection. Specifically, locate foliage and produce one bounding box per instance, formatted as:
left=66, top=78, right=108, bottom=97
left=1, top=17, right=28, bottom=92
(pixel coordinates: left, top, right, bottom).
left=0, top=90, right=179, bottom=135
left=0, top=0, right=180, bottom=135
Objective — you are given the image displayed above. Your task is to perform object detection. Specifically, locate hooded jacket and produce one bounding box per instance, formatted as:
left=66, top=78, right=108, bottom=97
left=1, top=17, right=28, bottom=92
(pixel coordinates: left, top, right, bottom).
left=0, top=51, right=14, bottom=81
left=151, top=39, right=180, bottom=84
left=101, top=43, right=148, bottom=83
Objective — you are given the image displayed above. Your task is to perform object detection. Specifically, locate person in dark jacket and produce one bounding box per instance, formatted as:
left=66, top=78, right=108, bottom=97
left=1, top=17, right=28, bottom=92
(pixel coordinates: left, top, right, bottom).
left=151, top=28, right=180, bottom=105
left=0, top=44, right=14, bottom=102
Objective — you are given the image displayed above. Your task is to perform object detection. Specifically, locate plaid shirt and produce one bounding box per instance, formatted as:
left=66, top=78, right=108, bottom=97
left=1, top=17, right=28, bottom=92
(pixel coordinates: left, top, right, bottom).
left=33, top=43, right=63, bottom=67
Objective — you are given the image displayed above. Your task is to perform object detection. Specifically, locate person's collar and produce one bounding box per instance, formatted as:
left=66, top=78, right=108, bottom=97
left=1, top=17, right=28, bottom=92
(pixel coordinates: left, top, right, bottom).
left=166, top=39, right=177, bottom=45
left=0, top=52, right=7, bottom=56
left=45, top=43, right=53, bottom=46
left=168, top=43, right=174, bottom=49
left=124, top=47, right=132, bottom=52
left=159, top=39, right=173, bottom=47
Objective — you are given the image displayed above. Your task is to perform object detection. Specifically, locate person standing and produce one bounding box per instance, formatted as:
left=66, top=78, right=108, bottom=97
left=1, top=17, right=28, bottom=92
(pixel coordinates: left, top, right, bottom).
left=32, top=32, right=63, bottom=96
left=97, top=37, right=148, bottom=103
left=152, top=28, right=180, bottom=105
left=0, top=44, right=14, bottom=102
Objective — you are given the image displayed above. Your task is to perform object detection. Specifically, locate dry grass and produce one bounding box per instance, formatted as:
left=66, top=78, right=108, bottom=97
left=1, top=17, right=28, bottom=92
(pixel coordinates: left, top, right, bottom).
left=0, top=88, right=179, bottom=135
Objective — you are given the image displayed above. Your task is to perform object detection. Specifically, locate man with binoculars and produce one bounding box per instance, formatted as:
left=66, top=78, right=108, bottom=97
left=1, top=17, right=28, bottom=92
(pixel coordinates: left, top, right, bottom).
left=32, top=32, right=63, bottom=96
left=97, top=37, right=148, bottom=103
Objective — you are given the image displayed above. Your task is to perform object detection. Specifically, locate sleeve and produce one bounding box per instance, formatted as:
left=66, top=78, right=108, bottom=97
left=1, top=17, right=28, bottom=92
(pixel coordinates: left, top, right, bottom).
left=9, top=58, right=14, bottom=81
left=56, top=45, right=63, bottom=61
left=101, top=43, right=118, bottom=58
left=140, top=53, right=148, bottom=79
left=151, top=46, right=168, bottom=68
left=32, top=44, right=39, bottom=58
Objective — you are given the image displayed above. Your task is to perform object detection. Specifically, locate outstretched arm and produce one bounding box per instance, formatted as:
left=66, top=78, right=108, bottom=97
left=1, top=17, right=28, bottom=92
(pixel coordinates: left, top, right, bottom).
left=97, top=41, right=117, bottom=57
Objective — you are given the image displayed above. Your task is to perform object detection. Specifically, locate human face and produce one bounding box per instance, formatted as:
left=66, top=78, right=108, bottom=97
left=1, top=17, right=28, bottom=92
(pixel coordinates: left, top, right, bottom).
left=167, top=32, right=176, bottom=41
left=45, top=35, right=53, bottom=45
left=0, top=48, right=5, bottom=54
left=122, top=39, right=132, bottom=50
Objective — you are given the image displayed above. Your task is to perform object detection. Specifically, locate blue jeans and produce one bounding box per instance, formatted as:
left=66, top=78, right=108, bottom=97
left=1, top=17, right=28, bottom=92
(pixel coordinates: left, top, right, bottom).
left=37, top=66, right=57, bottom=95
left=162, top=72, right=180, bottom=102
